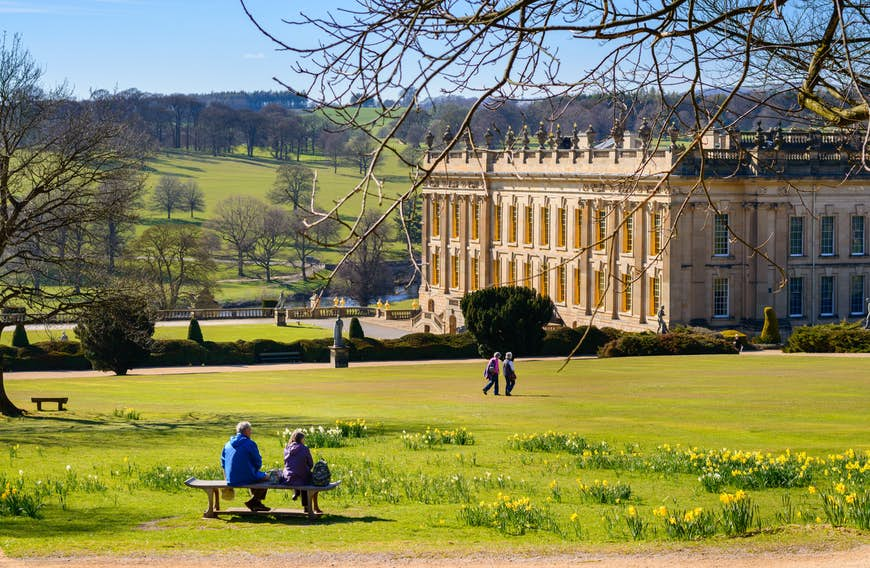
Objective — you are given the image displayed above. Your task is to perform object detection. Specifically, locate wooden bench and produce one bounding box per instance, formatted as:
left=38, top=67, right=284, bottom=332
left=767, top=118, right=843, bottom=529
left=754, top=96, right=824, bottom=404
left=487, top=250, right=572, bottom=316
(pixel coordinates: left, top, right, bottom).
left=256, top=351, right=302, bottom=364
left=184, top=477, right=340, bottom=520
left=31, top=397, right=68, bottom=411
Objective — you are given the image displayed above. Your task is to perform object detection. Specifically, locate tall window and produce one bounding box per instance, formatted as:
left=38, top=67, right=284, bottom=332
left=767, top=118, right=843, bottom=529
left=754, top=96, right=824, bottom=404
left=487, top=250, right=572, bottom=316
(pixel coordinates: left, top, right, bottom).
left=470, top=201, right=479, bottom=240
left=650, top=211, right=662, bottom=255
left=431, top=249, right=440, bottom=285
left=595, top=209, right=607, bottom=251
left=648, top=276, right=661, bottom=316
left=470, top=254, right=479, bottom=291
left=450, top=253, right=459, bottom=288
left=820, top=275, right=834, bottom=316
left=540, top=261, right=549, bottom=296
left=432, top=202, right=441, bottom=237
left=820, top=215, right=835, bottom=256
left=622, top=215, right=634, bottom=254
left=451, top=202, right=460, bottom=238
left=493, top=205, right=502, bottom=243
left=594, top=270, right=606, bottom=306
left=557, top=208, right=567, bottom=247
left=524, top=206, right=534, bottom=244
left=851, top=215, right=865, bottom=255
left=492, top=256, right=501, bottom=286
left=508, top=204, right=518, bottom=243
left=789, top=216, right=804, bottom=256
left=621, top=273, right=632, bottom=312
left=522, top=260, right=531, bottom=287
left=712, top=277, right=729, bottom=318
left=508, top=258, right=517, bottom=284
left=573, top=267, right=581, bottom=305
left=788, top=277, right=803, bottom=317
left=713, top=214, right=729, bottom=256
left=574, top=208, right=583, bottom=249
left=540, top=206, right=550, bottom=246
left=556, top=265, right=567, bottom=303
left=850, top=275, right=865, bottom=314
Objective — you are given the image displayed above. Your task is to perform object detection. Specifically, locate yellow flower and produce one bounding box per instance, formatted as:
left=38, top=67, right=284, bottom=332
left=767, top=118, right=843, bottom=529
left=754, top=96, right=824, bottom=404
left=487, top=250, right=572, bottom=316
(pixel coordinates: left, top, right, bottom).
left=627, top=506, right=637, bottom=517
left=808, top=486, right=817, bottom=495
left=570, top=513, right=579, bottom=522
left=846, top=493, right=856, bottom=505
left=815, top=516, right=822, bottom=523
left=835, top=483, right=847, bottom=495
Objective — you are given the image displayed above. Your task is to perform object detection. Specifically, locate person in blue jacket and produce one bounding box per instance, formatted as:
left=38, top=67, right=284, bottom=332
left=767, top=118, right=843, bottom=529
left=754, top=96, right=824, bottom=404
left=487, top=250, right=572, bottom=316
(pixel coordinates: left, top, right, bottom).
left=221, top=421, right=269, bottom=511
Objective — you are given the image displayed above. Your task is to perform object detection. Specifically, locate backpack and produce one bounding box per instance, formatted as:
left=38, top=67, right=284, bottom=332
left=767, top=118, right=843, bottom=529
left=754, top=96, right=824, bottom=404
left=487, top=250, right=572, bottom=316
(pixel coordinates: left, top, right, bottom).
left=311, top=459, right=331, bottom=486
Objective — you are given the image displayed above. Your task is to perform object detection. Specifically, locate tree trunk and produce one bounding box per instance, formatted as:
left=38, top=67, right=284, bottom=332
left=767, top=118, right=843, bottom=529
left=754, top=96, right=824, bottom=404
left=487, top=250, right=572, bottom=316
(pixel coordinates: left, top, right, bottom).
left=0, top=350, right=23, bottom=417
left=237, top=252, right=244, bottom=277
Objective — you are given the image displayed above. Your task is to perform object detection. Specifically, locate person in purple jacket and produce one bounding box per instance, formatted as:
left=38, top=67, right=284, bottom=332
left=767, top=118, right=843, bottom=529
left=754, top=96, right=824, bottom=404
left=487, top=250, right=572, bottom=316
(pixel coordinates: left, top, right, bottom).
left=482, top=351, right=501, bottom=395
left=281, top=429, right=320, bottom=513
left=221, top=421, right=269, bottom=511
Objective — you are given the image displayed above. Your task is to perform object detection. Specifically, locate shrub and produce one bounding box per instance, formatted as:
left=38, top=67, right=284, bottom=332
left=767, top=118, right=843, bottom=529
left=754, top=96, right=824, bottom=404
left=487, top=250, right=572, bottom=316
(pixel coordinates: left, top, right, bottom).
left=10, top=324, right=28, bottom=348
left=599, top=329, right=737, bottom=358
left=785, top=322, right=870, bottom=353
left=460, top=286, right=554, bottom=358
left=759, top=306, right=781, bottom=344
left=539, top=326, right=616, bottom=356
left=75, top=294, right=155, bottom=375
left=187, top=318, right=204, bottom=343
left=148, top=339, right=209, bottom=366
left=348, top=317, right=365, bottom=339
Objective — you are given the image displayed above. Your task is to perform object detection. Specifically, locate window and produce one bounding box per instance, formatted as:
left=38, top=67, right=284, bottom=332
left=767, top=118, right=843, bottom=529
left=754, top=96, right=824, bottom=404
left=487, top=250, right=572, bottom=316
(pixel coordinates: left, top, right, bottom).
left=432, top=202, right=441, bottom=237
left=540, top=206, right=550, bottom=246
left=594, top=270, right=606, bottom=307
left=820, top=275, right=834, bottom=316
left=650, top=211, right=662, bottom=255
left=451, top=202, right=460, bottom=238
left=522, top=260, right=531, bottom=287
left=851, top=216, right=865, bottom=256
left=712, top=277, right=729, bottom=318
left=470, top=201, right=479, bottom=240
left=431, top=249, right=440, bottom=285
left=820, top=215, right=835, bottom=256
left=470, top=254, right=479, bottom=291
left=492, top=256, right=501, bottom=286
left=648, top=276, right=661, bottom=316
left=524, top=206, right=534, bottom=244
left=595, top=209, right=607, bottom=251
left=540, top=261, right=549, bottom=296
left=574, top=208, right=583, bottom=249
left=508, top=204, right=518, bottom=243
left=555, top=265, right=566, bottom=303
left=850, top=275, right=865, bottom=314
left=508, top=258, right=517, bottom=284
left=450, top=252, right=459, bottom=288
left=622, top=215, right=634, bottom=254
left=621, top=273, right=632, bottom=312
left=557, top=207, right=567, bottom=247
left=789, top=216, right=804, bottom=256
left=788, top=277, right=803, bottom=317
left=713, top=214, right=729, bottom=256
left=493, top=205, right=503, bottom=243
left=573, top=267, right=581, bottom=305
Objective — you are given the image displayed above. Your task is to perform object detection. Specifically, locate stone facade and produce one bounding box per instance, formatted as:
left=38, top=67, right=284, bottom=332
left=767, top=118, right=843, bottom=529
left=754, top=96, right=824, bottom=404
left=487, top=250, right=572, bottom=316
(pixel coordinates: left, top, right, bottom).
left=415, top=126, right=870, bottom=334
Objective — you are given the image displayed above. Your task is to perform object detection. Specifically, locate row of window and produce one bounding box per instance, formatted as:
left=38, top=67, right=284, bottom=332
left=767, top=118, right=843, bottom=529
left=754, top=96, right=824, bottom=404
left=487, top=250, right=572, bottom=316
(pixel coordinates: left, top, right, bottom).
left=431, top=201, right=664, bottom=255
left=788, top=274, right=867, bottom=317
left=789, top=214, right=866, bottom=257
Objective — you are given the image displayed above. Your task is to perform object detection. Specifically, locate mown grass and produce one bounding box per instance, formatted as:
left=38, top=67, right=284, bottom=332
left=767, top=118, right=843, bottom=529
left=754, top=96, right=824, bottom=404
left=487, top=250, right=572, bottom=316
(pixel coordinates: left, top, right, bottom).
left=0, top=355, right=868, bottom=557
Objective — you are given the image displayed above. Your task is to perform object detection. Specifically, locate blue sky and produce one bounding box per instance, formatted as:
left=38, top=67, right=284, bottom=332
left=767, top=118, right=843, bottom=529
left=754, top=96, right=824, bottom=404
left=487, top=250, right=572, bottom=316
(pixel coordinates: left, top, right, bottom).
left=1, top=0, right=328, bottom=98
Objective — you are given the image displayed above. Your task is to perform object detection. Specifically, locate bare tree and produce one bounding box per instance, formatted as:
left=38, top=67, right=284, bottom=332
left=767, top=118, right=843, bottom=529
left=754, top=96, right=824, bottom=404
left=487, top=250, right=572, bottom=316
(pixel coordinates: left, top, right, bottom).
left=248, top=206, right=293, bottom=282
left=126, top=224, right=215, bottom=310
left=334, top=211, right=393, bottom=306
left=180, top=180, right=206, bottom=219
left=208, top=195, right=262, bottom=277
left=268, top=163, right=314, bottom=210
left=94, top=174, right=147, bottom=275
left=0, top=34, right=146, bottom=415
left=288, top=210, right=340, bottom=281
left=150, top=176, right=184, bottom=220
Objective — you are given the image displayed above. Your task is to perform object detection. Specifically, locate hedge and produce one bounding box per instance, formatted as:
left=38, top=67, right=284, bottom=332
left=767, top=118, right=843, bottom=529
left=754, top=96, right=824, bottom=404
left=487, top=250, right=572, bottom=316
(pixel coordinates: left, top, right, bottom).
left=598, top=329, right=737, bottom=358
left=0, top=341, right=91, bottom=372
left=784, top=322, right=870, bottom=353
left=539, top=326, right=622, bottom=356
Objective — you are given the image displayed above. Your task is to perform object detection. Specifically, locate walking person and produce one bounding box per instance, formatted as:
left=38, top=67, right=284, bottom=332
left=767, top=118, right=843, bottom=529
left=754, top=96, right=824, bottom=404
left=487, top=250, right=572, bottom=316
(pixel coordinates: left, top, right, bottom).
left=482, top=351, right=501, bottom=395
left=503, top=352, right=517, bottom=396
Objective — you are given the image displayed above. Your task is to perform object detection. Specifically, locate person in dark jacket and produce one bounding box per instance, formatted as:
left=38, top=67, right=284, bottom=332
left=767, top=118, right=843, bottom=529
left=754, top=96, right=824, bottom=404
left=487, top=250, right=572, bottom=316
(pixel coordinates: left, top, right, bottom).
left=221, top=421, right=269, bottom=511
left=281, top=429, right=320, bottom=513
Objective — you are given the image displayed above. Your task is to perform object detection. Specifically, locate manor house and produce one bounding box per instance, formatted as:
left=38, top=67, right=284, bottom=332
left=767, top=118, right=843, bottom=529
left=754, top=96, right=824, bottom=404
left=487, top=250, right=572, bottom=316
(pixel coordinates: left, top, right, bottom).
left=414, top=123, right=870, bottom=334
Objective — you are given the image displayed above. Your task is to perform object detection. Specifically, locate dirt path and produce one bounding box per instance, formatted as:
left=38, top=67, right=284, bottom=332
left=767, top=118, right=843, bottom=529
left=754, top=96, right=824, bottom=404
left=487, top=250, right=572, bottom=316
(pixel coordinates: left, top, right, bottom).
left=2, top=546, right=869, bottom=568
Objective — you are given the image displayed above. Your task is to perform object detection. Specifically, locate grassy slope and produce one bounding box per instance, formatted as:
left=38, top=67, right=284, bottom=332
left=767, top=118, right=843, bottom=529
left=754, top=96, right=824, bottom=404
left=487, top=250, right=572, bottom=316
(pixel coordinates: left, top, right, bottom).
left=0, top=355, right=868, bottom=556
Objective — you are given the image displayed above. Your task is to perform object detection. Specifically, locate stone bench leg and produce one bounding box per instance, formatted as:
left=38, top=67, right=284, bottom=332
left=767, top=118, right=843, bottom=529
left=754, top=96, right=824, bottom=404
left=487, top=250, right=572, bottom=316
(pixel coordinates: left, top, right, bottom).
left=203, top=488, right=218, bottom=518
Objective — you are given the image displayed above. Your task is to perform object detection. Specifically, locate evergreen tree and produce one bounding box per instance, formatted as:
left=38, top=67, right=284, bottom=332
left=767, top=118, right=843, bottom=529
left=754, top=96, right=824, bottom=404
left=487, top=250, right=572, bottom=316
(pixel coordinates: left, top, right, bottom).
left=348, top=317, right=365, bottom=339
left=460, top=286, right=554, bottom=358
left=75, top=295, right=155, bottom=376
left=187, top=318, right=204, bottom=344
left=10, top=324, right=29, bottom=348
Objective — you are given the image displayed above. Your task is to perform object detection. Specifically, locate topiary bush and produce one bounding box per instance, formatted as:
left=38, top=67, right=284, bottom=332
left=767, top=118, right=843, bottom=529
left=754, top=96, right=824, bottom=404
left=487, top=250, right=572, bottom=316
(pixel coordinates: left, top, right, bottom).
left=11, top=323, right=29, bottom=347
left=785, top=322, right=870, bottom=353
left=348, top=317, right=365, bottom=339
left=187, top=318, right=204, bottom=343
left=460, top=286, right=554, bottom=358
left=75, top=294, right=155, bottom=376
left=758, top=306, right=781, bottom=344
left=599, top=329, right=737, bottom=358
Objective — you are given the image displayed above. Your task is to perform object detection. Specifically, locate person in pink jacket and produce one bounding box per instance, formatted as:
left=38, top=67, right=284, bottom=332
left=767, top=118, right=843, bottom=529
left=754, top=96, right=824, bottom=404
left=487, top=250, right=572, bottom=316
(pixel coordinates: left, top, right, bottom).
left=482, top=351, right=501, bottom=396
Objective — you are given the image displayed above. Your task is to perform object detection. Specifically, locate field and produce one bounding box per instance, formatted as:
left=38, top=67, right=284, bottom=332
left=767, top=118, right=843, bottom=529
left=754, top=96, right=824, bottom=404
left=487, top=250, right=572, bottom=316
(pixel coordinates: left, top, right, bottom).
left=0, top=354, right=868, bottom=561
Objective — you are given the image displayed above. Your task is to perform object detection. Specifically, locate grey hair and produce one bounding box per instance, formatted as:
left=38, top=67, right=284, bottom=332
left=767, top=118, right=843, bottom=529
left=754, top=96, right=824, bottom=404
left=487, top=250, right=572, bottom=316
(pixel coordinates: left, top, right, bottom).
left=493, top=352, right=501, bottom=358
left=505, top=352, right=513, bottom=360
left=236, top=421, right=252, bottom=434
left=290, top=429, right=305, bottom=443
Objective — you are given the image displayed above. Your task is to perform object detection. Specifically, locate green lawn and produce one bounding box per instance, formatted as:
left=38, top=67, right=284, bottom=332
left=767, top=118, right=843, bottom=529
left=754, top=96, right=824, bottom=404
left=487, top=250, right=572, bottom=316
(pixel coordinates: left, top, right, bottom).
left=1, top=355, right=868, bottom=558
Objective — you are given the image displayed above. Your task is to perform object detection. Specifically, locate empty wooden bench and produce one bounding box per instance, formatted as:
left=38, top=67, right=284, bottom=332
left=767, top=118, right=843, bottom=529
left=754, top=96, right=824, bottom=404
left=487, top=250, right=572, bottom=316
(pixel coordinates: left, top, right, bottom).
left=184, top=477, right=341, bottom=520
left=256, top=351, right=302, bottom=364
left=31, top=397, right=68, bottom=411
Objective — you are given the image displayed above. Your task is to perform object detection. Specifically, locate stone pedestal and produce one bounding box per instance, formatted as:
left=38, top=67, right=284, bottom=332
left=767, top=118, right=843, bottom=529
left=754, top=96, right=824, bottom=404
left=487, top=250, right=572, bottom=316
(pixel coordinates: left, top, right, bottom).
left=330, top=346, right=349, bottom=368
left=274, top=309, right=286, bottom=327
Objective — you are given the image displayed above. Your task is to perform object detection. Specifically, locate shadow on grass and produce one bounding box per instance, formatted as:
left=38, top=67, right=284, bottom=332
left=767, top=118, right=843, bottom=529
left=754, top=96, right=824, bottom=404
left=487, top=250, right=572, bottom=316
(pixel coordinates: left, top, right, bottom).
left=224, top=513, right=392, bottom=526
